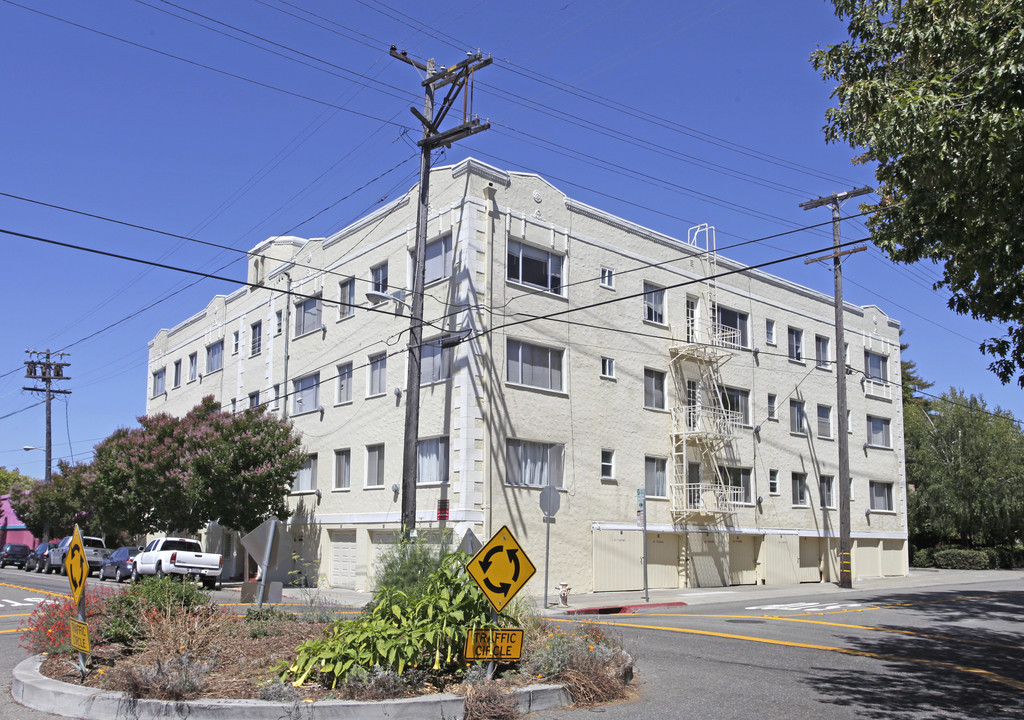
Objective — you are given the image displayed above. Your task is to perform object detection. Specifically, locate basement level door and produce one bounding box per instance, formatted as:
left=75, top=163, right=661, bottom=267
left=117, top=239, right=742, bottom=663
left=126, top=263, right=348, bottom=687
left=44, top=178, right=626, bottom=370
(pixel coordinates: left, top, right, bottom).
left=328, top=530, right=356, bottom=590
left=593, top=529, right=643, bottom=592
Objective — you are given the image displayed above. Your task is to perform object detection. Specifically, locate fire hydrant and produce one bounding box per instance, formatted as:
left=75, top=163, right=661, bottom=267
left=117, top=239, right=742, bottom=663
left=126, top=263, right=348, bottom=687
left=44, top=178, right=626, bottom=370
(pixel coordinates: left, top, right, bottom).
left=556, top=582, right=571, bottom=607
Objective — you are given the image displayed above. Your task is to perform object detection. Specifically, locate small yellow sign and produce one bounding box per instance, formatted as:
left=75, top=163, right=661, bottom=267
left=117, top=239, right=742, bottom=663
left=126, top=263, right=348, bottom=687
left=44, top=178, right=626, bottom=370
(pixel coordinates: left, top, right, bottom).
left=466, top=525, right=536, bottom=614
left=464, top=628, right=524, bottom=661
left=65, top=525, right=89, bottom=608
left=69, top=619, right=90, bottom=653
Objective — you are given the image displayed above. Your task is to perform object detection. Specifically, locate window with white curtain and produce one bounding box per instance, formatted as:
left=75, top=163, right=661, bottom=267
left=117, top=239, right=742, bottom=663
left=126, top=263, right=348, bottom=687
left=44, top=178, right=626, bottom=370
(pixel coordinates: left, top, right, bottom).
left=867, top=415, right=892, bottom=447
left=643, top=282, right=665, bottom=324
left=294, top=297, right=322, bottom=337
left=645, top=456, right=667, bottom=497
left=334, top=449, right=350, bottom=490
left=869, top=481, right=894, bottom=511
left=336, top=362, right=353, bottom=404
left=788, top=327, right=803, bottom=361
left=865, top=351, right=888, bottom=382
left=505, top=439, right=564, bottom=487
left=507, top=339, right=563, bottom=391
left=293, top=454, right=317, bottom=493
left=292, top=373, right=320, bottom=415
left=820, top=475, right=835, bottom=508
left=366, top=444, right=385, bottom=487
left=417, top=437, right=449, bottom=485
left=338, top=279, right=354, bottom=319
left=790, top=399, right=806, bottom=434
left=644, top=368, right=666, bottom=410
left=152, top=369, right=165, bottom=397
left=423, top=234, right=452, bottom=285
left=251, top=321, right=263, bottom=356
left=368, top=353, right=387, bottom=396
left=371, top=263, right=389, bottom=295
left=792, top=472, right=808, bottom=506
left=206, top=341, right=223, bottom=373
left=421, top=341, right=453, bottom=384
left=188, top=352, right=197, bottom=381
left=507, top=239, right=563, bottom=294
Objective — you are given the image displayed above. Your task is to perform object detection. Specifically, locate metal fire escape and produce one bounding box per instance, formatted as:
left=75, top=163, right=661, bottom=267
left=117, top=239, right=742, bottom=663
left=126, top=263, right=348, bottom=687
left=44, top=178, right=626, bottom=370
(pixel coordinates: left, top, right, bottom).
left=670, top=225, right=741, bottom=523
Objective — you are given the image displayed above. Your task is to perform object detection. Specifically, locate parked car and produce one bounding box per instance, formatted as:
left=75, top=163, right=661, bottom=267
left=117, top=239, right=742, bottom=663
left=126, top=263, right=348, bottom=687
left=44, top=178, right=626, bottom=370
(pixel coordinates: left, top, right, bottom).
left=98, top=546, right=143, bottom=583
left=0, top=543, right=31, bottom=568
left=25, top=541, right=58, bottom=573
left=44, top=535, right=111, bottom=575
left=133, top=537, right=223, bottom=589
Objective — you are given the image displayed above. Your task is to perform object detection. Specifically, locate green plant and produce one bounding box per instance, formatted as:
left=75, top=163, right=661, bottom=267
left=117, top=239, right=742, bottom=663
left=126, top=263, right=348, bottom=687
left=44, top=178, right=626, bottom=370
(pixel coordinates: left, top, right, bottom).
left=372, top=536, right=449, bottom=594
left=932, top=548, right=992, bottom=570
left=281, top=551, right=499, bottom=687
left=244, top=605, right=295, bottom=638
left=911, top=547, right=934, bottom=567
left=20, top=589, right=109, bottom=657
left=100, top=577, right=214, bottom=647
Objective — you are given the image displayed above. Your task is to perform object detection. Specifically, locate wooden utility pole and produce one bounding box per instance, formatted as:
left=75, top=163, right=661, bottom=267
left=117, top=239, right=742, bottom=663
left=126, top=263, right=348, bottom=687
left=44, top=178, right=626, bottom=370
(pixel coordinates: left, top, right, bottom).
left=800, top=186, right=871, bottom=589
left=24, top=349, right=71, bottom=543
left=390, top=47, right=491, bottom=538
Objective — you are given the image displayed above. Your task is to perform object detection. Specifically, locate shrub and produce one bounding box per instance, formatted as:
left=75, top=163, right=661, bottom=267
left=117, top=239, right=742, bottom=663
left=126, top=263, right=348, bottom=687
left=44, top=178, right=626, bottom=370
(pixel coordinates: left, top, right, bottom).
left=932, top=548, right=991, bottom=570
left=911, top=548, right=934, bottom=567
left=989, top=544, right=1024, bottom=569
left=101, top=577, right=214, bottom=647
left=244, top=605, right=295, bottom=638
left=20, top=589, right=109, bottom=657
left=372, top=537, right=449, bottom=594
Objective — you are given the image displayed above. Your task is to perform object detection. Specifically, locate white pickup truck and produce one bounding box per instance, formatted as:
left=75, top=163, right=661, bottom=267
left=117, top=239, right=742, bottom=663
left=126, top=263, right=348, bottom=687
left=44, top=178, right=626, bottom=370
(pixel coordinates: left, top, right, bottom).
left=132, top=537, right=223, bottom=589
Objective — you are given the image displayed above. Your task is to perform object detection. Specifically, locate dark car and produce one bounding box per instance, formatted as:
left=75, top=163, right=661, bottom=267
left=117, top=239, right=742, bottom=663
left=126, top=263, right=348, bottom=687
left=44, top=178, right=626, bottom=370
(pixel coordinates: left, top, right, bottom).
left=24, top=541, right=57, bottom=573
left=98, top=546, right=142, bottom=584
left=0, top=543, right=31, bottom=568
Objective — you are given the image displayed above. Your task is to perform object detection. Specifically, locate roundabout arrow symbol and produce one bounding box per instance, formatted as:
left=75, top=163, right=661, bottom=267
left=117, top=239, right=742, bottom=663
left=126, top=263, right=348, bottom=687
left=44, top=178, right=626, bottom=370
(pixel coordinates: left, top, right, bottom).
left=478, top=544, right=503, bottom=574
left=506, top=548, right=521, bottom=582
left=483, top=577, right=512, bottom=596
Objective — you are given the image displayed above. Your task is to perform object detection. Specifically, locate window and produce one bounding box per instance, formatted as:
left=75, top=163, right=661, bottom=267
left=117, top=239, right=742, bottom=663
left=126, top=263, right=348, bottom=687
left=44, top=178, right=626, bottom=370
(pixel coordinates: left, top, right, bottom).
left=275, top=310, right=283, bottom=335
left=293, top=454, right=317, bottom=493
left=292, top=373, right=320, bottom=415
left=817, top=404, right=833, bottom=439
left=600, top=449, right=615, bottom=479
left=714, top=305, right=749, bottom=348
left=644, top=368, right=667, bottom=410
left=188, top=352, right=197, bottom=381
left=294, top=297, right=322, bottom=337
left=371, top=262, right=389, bottom=295
left=152, top=369, right=166, bottom=397
left=366, top=444, right=385, bottom=487
left=506, top=339, right=563, bottom=391
left=206, top=340, right=223, bottom=373
left=686, top=297, right=697, bottom=342
left=643, top=282, right=665, bottom=324
left=815, top=335, right=830, bottom=369
left=766, top=319, right=776, bottom=346
left=790, top=399, right=806, bottom=434
left=792, top=472, right=808, bottom=506
left=338, top=279, right=354, bottom=319
left=333, top=449, right=350, bottom=490
left=173, top=360, right=181, bottom=388
left=421, top=341, right=453, bottom=385
left=866, top=415, right=892, bottom=448
left=600, top=356, right=615, bottom=378
left=368, top=353, right=387, bottom=397
left=820, top=475, right=835, bottom=508
left=720, top=466, right=752, bottom=504
left=250, top=321, right=262, bottom=356
left=645, top=456, right=667, bottom=497
left=769, top=469, right=779, bottom=495
left=719, top=387, right=751, bottom=425
left=417, top=437, right=449, bottom=485
left=336, top=362, right=353, bottom=404
left=767, top=394, right=778, bottom=420
left=864, top=351, right=888, bottom=382
left=506, top=439, right=565, bottom=487
left=424, top=234, right=453, bottom=285
left=507, top=239, right=563, bottom=294
left=272, top=384, right=280, bottom=409
left=248, top=390, right=260, bottom=409
left=788, top=328, right=803, bottom=361
left=600, top=267, right=614, bottom=288
left=232, top=331, right=240, bottom=355
left=687, top=462, right=702, bottom=507
left=869, top=481, right=894, bottom=511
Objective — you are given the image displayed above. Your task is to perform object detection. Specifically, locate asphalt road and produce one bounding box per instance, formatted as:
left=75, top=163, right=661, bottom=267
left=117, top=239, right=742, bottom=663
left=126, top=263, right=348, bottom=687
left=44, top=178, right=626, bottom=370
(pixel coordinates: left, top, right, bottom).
left=0, top=568, right=1021, bottom=720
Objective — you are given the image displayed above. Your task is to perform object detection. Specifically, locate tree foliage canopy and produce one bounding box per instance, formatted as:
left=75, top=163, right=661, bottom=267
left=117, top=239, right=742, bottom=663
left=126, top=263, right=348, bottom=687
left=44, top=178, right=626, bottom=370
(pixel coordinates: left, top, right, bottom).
left=0, top=467, right=34, bottom=497
left=813, top=0, right=1024, bottom=384
left=10, top=396, right=306, bottom=539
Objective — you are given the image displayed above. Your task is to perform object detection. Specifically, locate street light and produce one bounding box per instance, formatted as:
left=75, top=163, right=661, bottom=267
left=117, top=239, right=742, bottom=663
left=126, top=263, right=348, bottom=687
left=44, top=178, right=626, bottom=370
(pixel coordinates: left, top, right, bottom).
left=365, top=289, right=411, bottom=310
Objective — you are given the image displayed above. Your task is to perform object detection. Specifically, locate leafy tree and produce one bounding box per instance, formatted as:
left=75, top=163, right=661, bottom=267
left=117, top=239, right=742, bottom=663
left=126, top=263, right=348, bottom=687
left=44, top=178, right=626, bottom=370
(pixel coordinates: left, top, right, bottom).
left=8, top=465, right=92, bottom=539
left=905, top=388, right=1024, bottom=548
left=813, top=1, right=1024, bottom=385
left=0, top=467, right=34, bottom=496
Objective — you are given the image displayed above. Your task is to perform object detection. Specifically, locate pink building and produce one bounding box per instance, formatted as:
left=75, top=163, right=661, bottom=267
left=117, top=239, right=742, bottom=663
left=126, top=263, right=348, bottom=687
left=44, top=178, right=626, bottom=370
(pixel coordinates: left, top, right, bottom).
left=0, top=495, right=37, bottom=547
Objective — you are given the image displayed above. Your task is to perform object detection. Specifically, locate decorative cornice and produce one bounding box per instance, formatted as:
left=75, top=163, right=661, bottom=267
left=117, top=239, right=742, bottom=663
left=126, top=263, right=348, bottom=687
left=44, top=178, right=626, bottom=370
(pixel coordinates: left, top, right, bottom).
left=450, top=157, right=511, bottom=187
left=323, top=196, right=411, bottom=251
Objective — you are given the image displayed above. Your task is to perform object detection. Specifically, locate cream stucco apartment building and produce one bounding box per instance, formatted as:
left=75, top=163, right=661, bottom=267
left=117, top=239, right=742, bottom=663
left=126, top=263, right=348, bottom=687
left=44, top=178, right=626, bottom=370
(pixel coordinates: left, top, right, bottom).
left=146, top=158, right=908, bottom=593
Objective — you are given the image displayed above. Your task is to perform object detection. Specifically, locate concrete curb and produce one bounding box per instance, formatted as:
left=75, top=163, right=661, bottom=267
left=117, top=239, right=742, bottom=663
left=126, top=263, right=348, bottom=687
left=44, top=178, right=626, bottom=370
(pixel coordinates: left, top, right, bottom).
left=12, top=655, right=573, bottom=720
left=564, top=601, right=688, bottom=616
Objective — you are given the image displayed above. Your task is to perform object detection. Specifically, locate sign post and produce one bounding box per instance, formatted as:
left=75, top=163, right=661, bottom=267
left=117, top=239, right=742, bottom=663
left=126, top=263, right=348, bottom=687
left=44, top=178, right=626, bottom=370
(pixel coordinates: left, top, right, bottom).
left=539, top=485, right=560, bottom=609
left=64, top=524, right=90, bottom=678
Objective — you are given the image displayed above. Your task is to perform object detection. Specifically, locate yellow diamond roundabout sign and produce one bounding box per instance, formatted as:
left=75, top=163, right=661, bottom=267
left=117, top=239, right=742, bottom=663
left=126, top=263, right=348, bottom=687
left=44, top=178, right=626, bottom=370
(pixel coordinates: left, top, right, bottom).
left=467, top=525, right=536, bottom=614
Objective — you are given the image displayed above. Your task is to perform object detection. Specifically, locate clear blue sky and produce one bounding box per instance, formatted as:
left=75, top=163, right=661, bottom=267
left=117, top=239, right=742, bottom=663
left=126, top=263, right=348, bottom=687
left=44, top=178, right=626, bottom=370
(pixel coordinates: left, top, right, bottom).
left=1, top=0, right=1017, bottom=480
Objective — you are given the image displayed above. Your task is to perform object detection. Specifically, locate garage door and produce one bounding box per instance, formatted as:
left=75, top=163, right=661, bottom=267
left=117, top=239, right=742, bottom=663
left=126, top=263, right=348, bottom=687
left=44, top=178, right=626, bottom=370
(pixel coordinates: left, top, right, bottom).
left=729, top=534, right=759, bottom=585
left=856, top=539, right=881, bottom=578
left=328, top=530, right=356, bottom=589
left=593, top=529, right=643, bottom=591
left=881, top=539, right=905, bottom=576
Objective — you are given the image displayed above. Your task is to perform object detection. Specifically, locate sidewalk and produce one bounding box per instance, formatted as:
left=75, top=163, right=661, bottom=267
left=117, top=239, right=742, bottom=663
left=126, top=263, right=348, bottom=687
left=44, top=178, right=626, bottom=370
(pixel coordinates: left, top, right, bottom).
left=271, top=567, right=1023, bottom=616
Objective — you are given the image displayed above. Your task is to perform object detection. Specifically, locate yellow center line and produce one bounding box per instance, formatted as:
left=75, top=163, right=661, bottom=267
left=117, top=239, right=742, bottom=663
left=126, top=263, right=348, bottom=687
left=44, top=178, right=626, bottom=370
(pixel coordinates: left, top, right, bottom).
left=0, top=613, right=35, bottom=619
left=0, top=628, right=22, bottom=634
left=592, top=620, right=1024, bottom=691
left=0, top=582, right=69, bottom=598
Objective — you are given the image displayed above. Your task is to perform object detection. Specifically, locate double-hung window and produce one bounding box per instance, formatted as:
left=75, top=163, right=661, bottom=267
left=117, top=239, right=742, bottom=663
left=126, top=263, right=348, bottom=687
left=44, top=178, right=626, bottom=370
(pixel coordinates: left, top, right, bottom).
left=417, top=437, right=449, bottom=485
left=173, top=360, right=182, bottom=388
left=292, top=373, right=320, bottom=415
left=600, top=449, right=615, bottom=479
left=366, top=444, right=385, bottom=487
left=368, top=353, right=387, bottom=397
left=788, top=328, right=803, bottom=361
left=336, top=362, right=353, bottom=404
left=421, top=341, right=453, bottom=385
left=815, top=335, right=830, bottom=369
left=719, top=466, right=752, bottom=504
left=767, top=394, right=778, bottom=420
left=768, top=469, right=779, bottom=494
left=644, top=368, right=667, bottom=410
left=600, top=267, right=614, bottom=288
left=371, top=263, right=389, bottom=295
left=424, top=235, right=453, bottom=285
left=334, top=449, right=350, bottom=490
left=152, top=369, right=166, bottom=397
left=817, top=404, right=833, bottom=438
left=869, top=481, right=894, bottom=511
left=866, top=415, right=892, bottom=448
left=507, top=240, right=563, bottom=294
left=338, top=279, right=354, bottom=319
left=600, top=357, right=615, bottom=378
left=250, top=321, right=263, bottom=356
left=506, top=439, right=564, bottom=487
left=643, top=282, right=666, bottom=324
left=820, top=475, right=835, bottom=508
left=645, top=456, right=668, bottom=497
left=719, top=387, right=750, bottom=426
left=792, top=472, right=808, bottom=506
left=293, top=454, right=317, bottom=493
left=507, top=339, right=563, bottom=391
left=865, top=351, right=888, bottom=382
left=248, top=391, right=260, bottom=409
left=766, top=319, right=776, bottom=345
left=790, top=399, right=806, bottom=434
left=188, top=353, right=198, bottom=381
left=294, top=297, right=322, bottom=337
left=206, top=341, right=224, bottom=374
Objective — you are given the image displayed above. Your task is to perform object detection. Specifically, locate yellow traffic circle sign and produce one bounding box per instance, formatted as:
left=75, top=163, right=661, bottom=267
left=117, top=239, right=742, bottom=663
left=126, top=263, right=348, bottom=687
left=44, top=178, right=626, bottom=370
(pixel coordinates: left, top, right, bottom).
left=65, top=525, right=89, bottom=608
left=466, top=525, right=536, bottom=614
left=464, top=628, right=524, bottom=661
left=69, top=619, right=91, bottom=653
